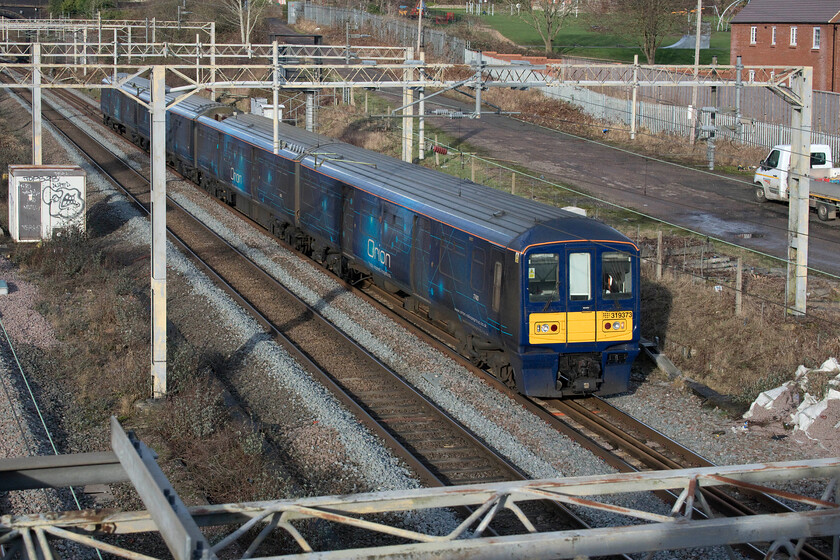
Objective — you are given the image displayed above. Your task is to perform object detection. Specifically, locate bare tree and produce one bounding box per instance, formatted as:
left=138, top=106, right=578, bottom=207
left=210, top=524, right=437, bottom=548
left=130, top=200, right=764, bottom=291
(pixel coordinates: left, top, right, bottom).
left=504, top=0, right=579, bottom=54
left=592, top=0, right=691, bottom=63
left=218, top=0, right=271, bottom=44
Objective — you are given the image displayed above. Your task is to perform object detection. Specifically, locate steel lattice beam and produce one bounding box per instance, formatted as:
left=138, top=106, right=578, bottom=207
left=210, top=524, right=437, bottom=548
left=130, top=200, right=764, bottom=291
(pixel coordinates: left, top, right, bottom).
left=2, top=423, right=839, bottom=560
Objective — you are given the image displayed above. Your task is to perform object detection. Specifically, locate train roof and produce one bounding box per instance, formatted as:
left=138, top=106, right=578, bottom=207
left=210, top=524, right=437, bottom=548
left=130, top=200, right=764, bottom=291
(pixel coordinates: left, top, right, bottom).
left=109, top=76, right=635, bottom=254
left=110, top=75, right=229, bottom=119
left=209, top=113, right=635, bottom=254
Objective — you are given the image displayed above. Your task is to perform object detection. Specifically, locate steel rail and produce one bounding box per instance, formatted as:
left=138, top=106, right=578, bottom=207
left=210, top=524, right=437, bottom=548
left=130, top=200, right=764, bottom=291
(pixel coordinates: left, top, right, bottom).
left=4, top=78, right=626, bottom=551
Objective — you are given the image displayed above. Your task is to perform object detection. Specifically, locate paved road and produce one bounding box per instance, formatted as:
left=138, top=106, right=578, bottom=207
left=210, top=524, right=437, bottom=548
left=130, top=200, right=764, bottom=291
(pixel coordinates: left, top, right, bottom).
left=414, top=95, right=840, bottom=276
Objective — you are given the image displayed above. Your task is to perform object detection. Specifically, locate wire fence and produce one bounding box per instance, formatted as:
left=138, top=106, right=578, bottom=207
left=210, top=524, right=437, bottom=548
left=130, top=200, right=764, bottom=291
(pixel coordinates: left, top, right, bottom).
left=294, top=3, right=840, bottom=154
left=473, top=51, right=840, bottom=157
left=293, top=2, right=467, bottom=63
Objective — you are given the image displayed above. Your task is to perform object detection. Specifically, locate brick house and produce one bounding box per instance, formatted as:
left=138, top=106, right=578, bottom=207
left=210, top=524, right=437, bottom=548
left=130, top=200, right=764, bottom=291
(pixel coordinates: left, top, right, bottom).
left=730, top=0, right=840, bottom=92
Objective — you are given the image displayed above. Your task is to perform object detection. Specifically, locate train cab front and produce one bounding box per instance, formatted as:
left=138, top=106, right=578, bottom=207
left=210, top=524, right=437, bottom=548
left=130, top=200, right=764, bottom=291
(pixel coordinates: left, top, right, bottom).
left=515, top=242, right=640, bottom=398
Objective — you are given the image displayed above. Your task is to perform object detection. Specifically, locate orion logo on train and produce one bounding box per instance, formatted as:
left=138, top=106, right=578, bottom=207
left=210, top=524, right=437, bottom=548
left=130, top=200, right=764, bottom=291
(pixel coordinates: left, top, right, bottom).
left=367, top=239, right=392, bottom=270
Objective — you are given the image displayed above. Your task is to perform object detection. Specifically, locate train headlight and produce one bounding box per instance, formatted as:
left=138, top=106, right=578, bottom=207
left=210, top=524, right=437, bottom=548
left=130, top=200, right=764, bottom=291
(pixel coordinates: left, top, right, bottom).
left=534, top=321, right=559, bottom=335
left=613, top=321, right=621, bottom=330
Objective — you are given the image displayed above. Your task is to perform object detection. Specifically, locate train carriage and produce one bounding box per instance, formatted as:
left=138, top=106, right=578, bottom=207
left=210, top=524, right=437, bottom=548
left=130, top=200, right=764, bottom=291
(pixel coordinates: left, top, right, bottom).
left=102, top=76, right=641, bottom=398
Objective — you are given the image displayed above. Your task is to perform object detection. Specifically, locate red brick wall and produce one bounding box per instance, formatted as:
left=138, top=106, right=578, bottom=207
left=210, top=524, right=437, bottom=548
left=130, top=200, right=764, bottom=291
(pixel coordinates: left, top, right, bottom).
left=731, top=23, right=838, bottom=92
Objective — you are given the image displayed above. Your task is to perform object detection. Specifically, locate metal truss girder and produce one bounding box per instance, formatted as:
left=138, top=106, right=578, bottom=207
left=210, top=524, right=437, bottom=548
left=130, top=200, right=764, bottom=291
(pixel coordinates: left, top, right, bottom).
left=0, top=67, right=797, bottom=93
left=110, top=417, right=216, bottom=560
left=0, top=19, right=214, bottom=32
left=272, top=510, right=840, bottom=559
left=0, top=452, right=127, bottom=491
left=3, top=454, right=840, bottom=559
left=0, top=41, right=410, bottom=64
left=485, top=63, right=801, bottom=89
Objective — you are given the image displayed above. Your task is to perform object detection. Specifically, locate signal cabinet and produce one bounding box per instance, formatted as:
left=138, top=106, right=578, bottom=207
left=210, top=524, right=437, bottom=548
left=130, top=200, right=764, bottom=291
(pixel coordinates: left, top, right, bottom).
left=8, top=165, right=86, bottom=242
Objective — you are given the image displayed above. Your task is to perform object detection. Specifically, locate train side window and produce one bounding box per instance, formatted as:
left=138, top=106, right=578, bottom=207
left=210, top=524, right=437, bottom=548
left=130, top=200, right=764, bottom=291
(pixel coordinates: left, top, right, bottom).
left=602, top=252, right=633, bottom=299
left=471, top=247, right=485, bottom=293
left=528, top=253, right=558, bottom=302
left=492, top=261, right=502, bottom=312
left=569, top=252, right=591, bottom=301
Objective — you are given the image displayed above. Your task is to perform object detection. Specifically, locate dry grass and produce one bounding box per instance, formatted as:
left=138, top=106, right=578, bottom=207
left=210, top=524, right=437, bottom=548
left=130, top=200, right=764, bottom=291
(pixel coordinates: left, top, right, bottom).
left=639, top=246, right=840, bottom=404
left=318, top=102, right=400, bottom=157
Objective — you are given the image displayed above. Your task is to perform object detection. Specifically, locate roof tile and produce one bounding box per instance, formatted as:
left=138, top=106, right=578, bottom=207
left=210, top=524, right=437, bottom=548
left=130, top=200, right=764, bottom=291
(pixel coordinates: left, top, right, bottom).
left=732, top=0, right=840, bottom=23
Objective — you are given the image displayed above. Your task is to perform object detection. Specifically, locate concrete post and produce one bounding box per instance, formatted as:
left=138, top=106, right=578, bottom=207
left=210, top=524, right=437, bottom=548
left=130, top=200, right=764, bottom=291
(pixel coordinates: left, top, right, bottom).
left=113, top=28, right=118, bottom=82
left=630, top=54, right=638, bottom=140
left=475, top=52, right=482, bottom=119
left=418, top=55, right=425, bottom=160
left=32, top=43, right=42, bottom=166
left=689, top=0, right=702, bottom=145
left=210, top=22, right=216, bottom=101
left=150, top=65, right=168, bottom=397
left=273, top=41, right=280, bottom=154
left=305, top=90, right=315, bottom=132
left=735, top=56, right=743, bottom=142
left=402, top=47, right=414, bottom=163
left=82, top=28, right=87, bottom=76
left=786, top=67, right=812, bottom=316
left=195, top=33, right=200, bottom=83
left=735, top=257, right=743, bottom=316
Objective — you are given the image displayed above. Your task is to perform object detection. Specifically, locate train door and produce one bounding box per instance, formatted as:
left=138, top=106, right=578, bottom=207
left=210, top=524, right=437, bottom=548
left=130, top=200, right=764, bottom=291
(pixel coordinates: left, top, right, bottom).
left=411, top=216, right=432, bottom=302
left=566, top=248, right=595, bottom=343
left=341, top=186, right=355, bottom=257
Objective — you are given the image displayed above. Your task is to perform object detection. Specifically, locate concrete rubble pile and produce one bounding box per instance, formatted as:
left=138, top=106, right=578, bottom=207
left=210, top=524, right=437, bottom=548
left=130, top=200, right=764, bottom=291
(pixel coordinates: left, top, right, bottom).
left=743, top=358, right=840, bottom=447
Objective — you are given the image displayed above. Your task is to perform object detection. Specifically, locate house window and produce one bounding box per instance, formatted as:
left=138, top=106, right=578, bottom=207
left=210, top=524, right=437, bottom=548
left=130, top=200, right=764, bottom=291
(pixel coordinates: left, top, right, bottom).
left=771, top=26, right=776, bottom=45
left=813, top=27, right=821, bottom=49
left=750, top=26, right=757, bottom=44
left=791, top=26, right=797, bottom=46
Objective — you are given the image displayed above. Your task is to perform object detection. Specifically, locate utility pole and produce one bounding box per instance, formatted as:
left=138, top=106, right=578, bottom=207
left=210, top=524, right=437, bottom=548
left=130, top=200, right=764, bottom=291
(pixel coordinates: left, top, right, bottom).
left=689, top=0, right=702, bottom=145
left=31, top=43, right=41, bottom=165
left=786, top=67, right=812, bottom=316
left=151, top=65, right=168, bottom=397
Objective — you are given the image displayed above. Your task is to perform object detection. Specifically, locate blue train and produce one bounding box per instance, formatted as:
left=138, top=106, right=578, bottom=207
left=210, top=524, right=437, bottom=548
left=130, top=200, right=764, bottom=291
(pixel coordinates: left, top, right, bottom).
left=101, top=76, right=641, bottom=397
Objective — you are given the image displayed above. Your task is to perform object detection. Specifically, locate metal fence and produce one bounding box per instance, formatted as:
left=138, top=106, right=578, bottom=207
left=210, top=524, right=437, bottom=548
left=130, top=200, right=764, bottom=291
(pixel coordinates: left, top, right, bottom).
left=289, top=6, right=839, bottom=155
left=472, top=51, right=840, bottom=157
left=297, top=3, right=467, bottom=63
left=560, top=54, right=840, bottom=135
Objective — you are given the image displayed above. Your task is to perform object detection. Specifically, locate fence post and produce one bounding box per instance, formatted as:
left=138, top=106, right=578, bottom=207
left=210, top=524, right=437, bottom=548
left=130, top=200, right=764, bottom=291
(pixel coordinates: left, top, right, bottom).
left=471, top=156, right=475, bottom=182
left=434, top=134, right=440, bottom=166
left=511, top=172, right=516, bottom=194
left=656, top=231, right=663, bottom=280
left=735, top=257, right=743, bottom=316
left=735, top=56, right=743, bottom=143
left=631, top=54, right=638, bottom=140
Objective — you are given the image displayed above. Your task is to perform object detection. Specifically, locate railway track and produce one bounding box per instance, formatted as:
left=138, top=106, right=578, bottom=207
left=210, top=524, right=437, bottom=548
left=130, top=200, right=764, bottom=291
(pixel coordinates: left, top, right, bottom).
left=363, top=279, right=835, bottom=560
left=8, top=77, right=820, bottom=559
left=0, top=77, right=635, bottom=547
